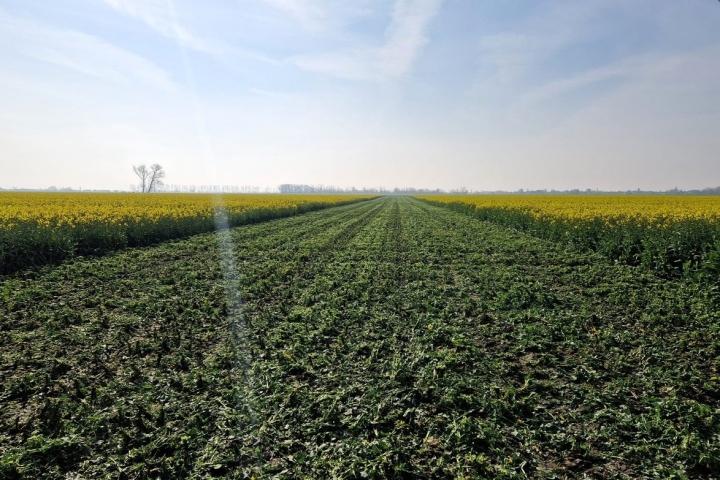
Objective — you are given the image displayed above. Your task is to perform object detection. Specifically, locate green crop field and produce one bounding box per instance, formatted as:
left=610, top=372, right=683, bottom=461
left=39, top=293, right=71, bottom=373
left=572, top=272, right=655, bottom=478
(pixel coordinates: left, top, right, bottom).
left=1, top=197, right=719, bottom=479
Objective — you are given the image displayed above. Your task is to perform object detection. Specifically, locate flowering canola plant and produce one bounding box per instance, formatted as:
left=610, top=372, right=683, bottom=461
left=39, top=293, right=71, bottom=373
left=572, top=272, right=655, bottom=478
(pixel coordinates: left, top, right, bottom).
left=415, top=195, right=720, bottom=226
left=415, top=195, right=720, bottom=276
left=0, top=193, right=372, bottom=230
left=0, top=193, right=374, bottom=273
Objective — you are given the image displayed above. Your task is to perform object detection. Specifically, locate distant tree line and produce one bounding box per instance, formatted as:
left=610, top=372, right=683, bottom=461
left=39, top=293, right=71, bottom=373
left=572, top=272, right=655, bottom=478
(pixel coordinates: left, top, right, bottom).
left=278, top=184, right=388, bottom=194
left=482, top=187, right=720, bottom=196
left=5, top=181, right=720, bottom=196
left=158, top=185, right=262, bottom=193
left=392, top=187, right=448, bottom=194
left=277, top=184, right=466, bottom=194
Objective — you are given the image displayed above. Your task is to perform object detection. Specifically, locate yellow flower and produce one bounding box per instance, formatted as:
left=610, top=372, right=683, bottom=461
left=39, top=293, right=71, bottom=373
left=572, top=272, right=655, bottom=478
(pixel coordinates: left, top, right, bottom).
left=0, top=192, right=374, bottom=234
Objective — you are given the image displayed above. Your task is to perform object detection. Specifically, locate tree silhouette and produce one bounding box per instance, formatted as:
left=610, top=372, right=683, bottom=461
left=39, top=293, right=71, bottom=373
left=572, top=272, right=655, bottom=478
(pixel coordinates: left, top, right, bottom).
left=133, top=164, right=165, bottom=193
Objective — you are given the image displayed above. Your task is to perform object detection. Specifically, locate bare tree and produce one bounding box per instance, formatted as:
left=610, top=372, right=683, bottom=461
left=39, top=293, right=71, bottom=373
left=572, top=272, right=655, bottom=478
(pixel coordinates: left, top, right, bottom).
left=133, top=165, right=150, bottom=193
left=147, top=164, right=165, bottom=192
left=133, top=164, right=165, bottom=193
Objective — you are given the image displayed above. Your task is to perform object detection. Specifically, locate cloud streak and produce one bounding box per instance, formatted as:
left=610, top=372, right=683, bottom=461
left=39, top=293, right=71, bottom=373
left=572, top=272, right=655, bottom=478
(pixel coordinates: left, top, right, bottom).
left=2, top=1, right=719, bottom=191
left=261, top=0, right=327, bottom=30
left=0, top=11, right=177, bottom=91
left=260, top=0, right=377, bottom=32
left=474, top=2, right=612, bottom=87
left=98, top=0, right=213, bottom=53
left=291, top=0, right=442, bottom=80
left=377, top=0, right=441, bottom=77
left=97, top=0, right=284, bottom=69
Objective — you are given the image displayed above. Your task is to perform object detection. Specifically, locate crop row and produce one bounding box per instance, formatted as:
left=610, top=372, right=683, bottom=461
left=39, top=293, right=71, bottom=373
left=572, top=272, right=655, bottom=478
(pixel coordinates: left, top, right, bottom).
left=2, top=197, right=718, bottom=478
left=416, top=195, right=720, bottom=278
left=0, top=193, right=375, bottom=274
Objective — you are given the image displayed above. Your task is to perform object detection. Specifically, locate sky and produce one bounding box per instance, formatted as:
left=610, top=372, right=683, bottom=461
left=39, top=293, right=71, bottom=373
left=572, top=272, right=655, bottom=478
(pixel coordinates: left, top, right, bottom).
left=1, top=0, right=719, bottom=192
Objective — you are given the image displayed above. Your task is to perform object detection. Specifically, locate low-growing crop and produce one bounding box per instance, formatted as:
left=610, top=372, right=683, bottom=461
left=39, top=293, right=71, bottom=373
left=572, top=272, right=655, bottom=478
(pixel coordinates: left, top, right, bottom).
left=416, top=194, right=720, bottom=278
left=1, top=197, right=718, bottom=478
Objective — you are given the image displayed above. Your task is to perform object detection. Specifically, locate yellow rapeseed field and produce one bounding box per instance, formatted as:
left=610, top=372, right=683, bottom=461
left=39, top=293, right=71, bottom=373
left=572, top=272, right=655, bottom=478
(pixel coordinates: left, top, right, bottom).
left=0, top=193, right=372, bottom=230
left=0, top=192, right=374, bottom=273
left=415, top=195, right=720, bottom=226
left=416, top=194, right=720, bottom=276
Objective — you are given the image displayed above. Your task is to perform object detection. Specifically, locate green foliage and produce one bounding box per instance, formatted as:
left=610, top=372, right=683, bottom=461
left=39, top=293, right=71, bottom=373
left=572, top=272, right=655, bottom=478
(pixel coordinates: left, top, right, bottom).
left=1, top=198, right=719, bottom=478
left=423, top=201, right=720, bottom=280
left=0, top=198, right=371, bottom=275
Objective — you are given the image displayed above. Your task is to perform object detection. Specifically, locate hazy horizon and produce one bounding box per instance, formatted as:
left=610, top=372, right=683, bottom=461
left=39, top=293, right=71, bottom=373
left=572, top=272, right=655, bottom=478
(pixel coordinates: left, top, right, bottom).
left=2, top=1, right=719, bottom=192
left=2, top=184, right=720, bottom=194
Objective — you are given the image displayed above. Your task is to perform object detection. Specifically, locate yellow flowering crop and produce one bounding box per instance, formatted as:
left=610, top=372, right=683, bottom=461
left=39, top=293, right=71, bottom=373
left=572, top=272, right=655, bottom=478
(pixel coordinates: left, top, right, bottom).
left=415, top=194, right=720, bottom=276
left=415, top=195, right=720, bottom=227
left=0, top=193, right=373, bottom=230
left=0, top=192, right=374, bottom=273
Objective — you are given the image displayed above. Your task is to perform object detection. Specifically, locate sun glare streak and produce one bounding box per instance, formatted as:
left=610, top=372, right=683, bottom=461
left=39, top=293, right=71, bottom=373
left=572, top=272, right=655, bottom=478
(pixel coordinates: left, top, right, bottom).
left=164, top=0, right=258, bottom=424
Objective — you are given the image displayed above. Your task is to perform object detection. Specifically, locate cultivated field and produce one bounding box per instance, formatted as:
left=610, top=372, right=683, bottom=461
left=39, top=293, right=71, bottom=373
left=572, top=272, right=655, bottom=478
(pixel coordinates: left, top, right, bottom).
left=0, top=193, right=374, bottom=274
left=1, top=197, right=719, bottom=478
left=417, top=195, right=720, bottom=279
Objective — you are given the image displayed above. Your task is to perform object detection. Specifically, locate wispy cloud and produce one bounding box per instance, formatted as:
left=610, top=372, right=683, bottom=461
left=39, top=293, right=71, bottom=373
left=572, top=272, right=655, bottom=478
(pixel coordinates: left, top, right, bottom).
left=98, top=0, right=213, bottom=53
left=98, top=0, right=284, bottom=68
left=260, top=0, right=376, bottom=32
left=464, top=1, right=664, bottom=130
left=290, top=0, right=442, bottom=80
left=261, top=0, right=327, bottom=30
left=553, top=45, right=720, bottom=125
left=475, top=2, right=613, bottom=86
left=515, top=60, right=632, bottom=108
left=377, top=0, right=442, bottom=77
left=0, top=11, right=177, bottom=91
left=291, top=49, right=376, bottom=80
left=3, top=0, right=718, bottom=191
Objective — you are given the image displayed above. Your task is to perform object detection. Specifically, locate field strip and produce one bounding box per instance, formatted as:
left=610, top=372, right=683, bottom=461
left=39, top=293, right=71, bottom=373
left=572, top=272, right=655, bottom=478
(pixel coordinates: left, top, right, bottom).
left=1, top=197, right=719, bottom=478
left=416, top=194, right=720, bottom=280
left=0, top=194, right=376, bottom=274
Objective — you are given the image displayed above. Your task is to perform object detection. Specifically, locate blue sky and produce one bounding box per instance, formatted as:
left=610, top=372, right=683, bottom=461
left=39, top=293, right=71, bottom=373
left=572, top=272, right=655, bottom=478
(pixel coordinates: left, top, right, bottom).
left=1, top=0, right=719, bottom=191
